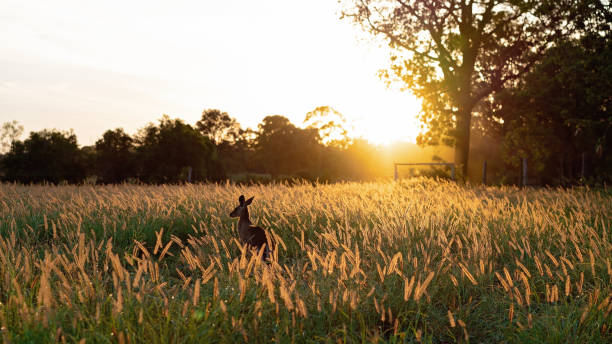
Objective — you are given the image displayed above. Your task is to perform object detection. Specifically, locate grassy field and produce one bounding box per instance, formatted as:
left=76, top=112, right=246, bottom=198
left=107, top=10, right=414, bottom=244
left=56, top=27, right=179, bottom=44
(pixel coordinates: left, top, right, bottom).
left=0, top=179, right=610, bottom=343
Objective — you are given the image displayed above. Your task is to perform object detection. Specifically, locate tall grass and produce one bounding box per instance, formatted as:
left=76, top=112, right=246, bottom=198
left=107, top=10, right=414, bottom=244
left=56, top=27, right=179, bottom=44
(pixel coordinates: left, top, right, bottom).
left=0, top=179, right=610, bottom=343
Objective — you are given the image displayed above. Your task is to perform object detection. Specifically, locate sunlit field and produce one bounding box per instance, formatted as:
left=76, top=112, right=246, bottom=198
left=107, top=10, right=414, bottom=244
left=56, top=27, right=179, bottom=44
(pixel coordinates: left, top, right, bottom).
left=0, top=179, right=610, bottom=343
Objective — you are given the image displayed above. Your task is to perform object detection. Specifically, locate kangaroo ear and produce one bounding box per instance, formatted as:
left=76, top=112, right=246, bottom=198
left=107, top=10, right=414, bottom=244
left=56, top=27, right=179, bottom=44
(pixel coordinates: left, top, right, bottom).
left=245, top=196, right=254, bottom=205
left=239, top=195, right=245, bottom=205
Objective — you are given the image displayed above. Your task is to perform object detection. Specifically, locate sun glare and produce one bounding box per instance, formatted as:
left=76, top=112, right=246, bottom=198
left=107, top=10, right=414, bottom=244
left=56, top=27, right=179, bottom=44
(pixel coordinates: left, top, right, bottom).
left=1, top=0, right=425, bottom=147
left=351, top=90, right=423, bottom=145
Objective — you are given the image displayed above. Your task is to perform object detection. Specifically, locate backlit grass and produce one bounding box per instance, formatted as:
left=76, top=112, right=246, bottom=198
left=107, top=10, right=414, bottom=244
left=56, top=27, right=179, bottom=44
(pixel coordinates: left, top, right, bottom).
left=0, top=179, right=610, bottom=343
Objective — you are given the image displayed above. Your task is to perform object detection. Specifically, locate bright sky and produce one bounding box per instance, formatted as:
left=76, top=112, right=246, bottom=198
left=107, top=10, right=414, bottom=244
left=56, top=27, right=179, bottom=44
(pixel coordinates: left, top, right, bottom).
left=0, top=0, right=422, bottom=146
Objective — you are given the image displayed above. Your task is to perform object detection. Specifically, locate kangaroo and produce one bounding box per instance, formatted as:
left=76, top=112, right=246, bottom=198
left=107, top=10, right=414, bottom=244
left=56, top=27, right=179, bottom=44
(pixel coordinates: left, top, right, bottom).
left=229, top=195, right=271, bottom=259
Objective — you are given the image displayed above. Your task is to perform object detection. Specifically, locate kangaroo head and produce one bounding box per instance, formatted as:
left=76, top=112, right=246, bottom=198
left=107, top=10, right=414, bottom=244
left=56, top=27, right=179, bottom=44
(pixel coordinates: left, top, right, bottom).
left=229, top=195, right=254, bottom=218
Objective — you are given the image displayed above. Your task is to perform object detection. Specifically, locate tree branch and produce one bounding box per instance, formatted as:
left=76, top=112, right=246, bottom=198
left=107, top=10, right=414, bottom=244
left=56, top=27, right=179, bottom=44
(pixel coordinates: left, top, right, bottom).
left=472, top=43, right=548, bottom=104
left=396, top=0, right=457, bottom=72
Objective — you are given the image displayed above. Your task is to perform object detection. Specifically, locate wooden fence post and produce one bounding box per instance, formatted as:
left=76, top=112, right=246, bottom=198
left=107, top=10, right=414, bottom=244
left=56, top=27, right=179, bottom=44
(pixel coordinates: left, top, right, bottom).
left=394, top=164, right=398, bottom=181
left=482, top=161, right=487, bottom=185
left=187, top=166, right=192, bottom=183
left=581, top=152, right=585, bottom=179
left=522, top=158, right=527, bottom=186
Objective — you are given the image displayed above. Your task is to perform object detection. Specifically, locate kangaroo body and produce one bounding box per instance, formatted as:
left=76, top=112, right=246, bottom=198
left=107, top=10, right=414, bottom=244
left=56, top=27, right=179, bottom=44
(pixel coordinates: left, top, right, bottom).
left=237, top=206, right=268, bottom=248
left=230, top=195, right=271, bottom=259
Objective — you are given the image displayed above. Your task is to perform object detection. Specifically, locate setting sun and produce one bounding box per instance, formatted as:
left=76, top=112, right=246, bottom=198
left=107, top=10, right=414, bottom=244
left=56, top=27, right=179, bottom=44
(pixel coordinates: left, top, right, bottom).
left=351, top=91, right=423, bottom=145
left=1, top=0, right=421, bottom=146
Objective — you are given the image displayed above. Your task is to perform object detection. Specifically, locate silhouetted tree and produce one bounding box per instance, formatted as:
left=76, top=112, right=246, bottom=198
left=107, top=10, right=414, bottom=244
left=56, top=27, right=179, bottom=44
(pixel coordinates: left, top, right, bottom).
left=136, top=115, right=221, bottom=182
left=216, top=131, right=255, bottom=175
left=341, top=0, right=610, bottom=177
left=196, top=109, right=255, bottom=175
left=0, top=120, right=24, bottom=154
left=254, top=115, right=320, bottom=176
left=196, top=109, right=243, bottom=145
left=302, top=106, right=352, bottom=178
left=95, top=128, right=137, bottom=183
left=2, top=129, right=86, bottom=183
left=304, top=106, right=351, bottom=148
left=497, top=33, right=612, bottom=183
left=80, top=145, right=97, bottom=180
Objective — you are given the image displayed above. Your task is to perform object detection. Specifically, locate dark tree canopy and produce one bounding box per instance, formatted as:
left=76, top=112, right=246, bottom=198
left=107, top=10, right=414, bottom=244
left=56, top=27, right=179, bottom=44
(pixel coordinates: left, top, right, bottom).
left=95, top=128, right=137, bottom=183
left=254, top=115, right=320, bottom=176
left=196, top=109, right=253, bottom=175
left=0, top=110, right=457, bottom=184
left=2, top=129, right=86, bottom=183
left=136, top=115, right=219, bottom=183
left=498, top=33, right=612, bottom=183
left=342, top=0, right=610, bottom=176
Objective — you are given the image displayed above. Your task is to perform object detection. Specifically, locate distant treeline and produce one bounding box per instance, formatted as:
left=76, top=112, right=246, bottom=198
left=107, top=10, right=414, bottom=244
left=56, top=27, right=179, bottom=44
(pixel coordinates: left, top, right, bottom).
left=1, top=34, right=610, bottom=185
left=2, top=108, right=435, bottom=184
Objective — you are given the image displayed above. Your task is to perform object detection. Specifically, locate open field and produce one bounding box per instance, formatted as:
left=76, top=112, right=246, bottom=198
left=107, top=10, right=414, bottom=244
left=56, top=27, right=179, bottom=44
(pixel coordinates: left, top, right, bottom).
left=0, top=179, right=610, bottom=343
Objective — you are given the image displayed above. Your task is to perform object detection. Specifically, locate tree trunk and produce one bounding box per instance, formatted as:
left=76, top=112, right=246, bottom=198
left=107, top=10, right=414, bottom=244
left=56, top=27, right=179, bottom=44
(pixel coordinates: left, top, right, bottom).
left=454, top=109, right=472, bottom=179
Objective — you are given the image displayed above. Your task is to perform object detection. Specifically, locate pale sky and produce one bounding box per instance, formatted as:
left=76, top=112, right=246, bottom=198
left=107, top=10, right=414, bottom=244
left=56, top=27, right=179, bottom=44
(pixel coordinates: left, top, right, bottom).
left=0, top=0, right=421, bottom=146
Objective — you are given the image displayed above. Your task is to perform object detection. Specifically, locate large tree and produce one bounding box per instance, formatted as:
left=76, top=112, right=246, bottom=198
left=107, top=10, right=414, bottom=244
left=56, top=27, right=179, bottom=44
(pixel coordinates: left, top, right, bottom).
left=342, top=0, right=610, bottom=176
left=498, top=33, right=612, bottom=183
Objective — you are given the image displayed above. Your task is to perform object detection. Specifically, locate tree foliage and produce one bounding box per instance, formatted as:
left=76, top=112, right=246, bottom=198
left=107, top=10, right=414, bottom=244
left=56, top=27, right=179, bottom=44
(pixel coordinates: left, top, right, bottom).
left=498, top=33, right=612, bottom=183
left=196, top=108, right=254, bottom=175
left=0, top=111, right=455, bottom=184
left=254, top=115, right=320, bottom=176
left=196, top=109, right=243, bottom=145
left=341, top=0, right=610, bottom=176
left=304, top=106, right=351, bottom=148
left=0, top=121, right=24, bottom=154
left=136, top=115, right=219, bottom=183
left=2, top=129, right=86, bottom=183
left=95, top=128, right=137, bottom=183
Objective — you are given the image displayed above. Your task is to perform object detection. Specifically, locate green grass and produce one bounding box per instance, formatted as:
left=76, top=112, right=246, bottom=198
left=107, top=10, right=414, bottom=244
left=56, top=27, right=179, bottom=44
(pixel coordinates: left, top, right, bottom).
left=0, top=179, right=610, bottom=343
